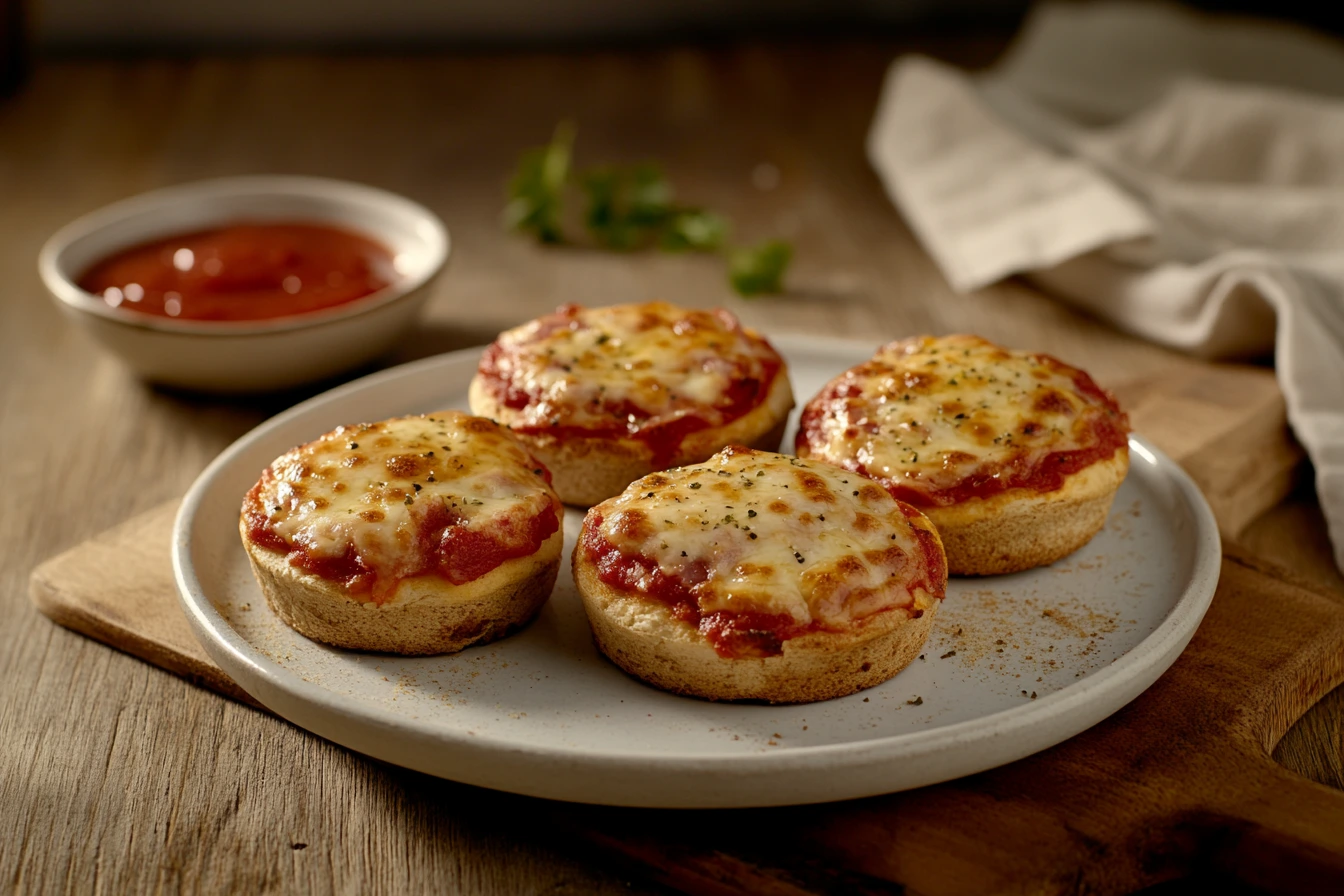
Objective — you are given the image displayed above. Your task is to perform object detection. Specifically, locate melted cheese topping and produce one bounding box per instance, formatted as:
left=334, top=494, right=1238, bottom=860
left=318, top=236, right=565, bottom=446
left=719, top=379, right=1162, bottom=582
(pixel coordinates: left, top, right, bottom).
left=588, top=446, right=944, bottom=630
left=479, top=302, right=782, bottom=433
left=799, top=335, right=1128, bottom=504
left=246, top=412, right=559, bottom=590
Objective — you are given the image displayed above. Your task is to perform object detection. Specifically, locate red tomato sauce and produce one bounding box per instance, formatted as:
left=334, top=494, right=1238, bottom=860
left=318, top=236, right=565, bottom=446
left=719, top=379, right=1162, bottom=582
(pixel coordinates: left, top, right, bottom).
left=79, top=222, right=396, bottom=321
left=580, top=512, right=943, bottom=659
left=243, top=481, right=561, bottom=605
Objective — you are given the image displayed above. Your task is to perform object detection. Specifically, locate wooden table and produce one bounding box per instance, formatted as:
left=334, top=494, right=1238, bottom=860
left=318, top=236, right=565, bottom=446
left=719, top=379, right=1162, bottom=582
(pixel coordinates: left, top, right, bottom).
left=2, top=41, right=1341, bottom=893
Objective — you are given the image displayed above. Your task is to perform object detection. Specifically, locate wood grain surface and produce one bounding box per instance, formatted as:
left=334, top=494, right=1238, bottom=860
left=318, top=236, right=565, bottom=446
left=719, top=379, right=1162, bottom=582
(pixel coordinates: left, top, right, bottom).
left=3, top=41, right=1343, bottom=894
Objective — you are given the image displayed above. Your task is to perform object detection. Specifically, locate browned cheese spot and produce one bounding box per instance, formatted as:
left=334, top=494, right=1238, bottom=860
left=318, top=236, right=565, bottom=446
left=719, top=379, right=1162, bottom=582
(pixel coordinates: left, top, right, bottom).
left=461, top=416, right=499, bottom=434
left=610, top=509, right=654, bottom=542
left=857, top=483, right=887, bottom=503
left=863, top=544, right=907, bottom=569
left=852, top=512, right=881, bottom=533
left=967, top=421, right=995, bottom=443
left=768, top=499, right=791, bottom=514
left=359, top=510, right=385, bottom=522
left=794, top=470, right=836, bottom=503
left=1034, top=388, right=1075, bottom=415
left=903, top=370, right=935, bottom=390
left=385, top=454, right=426, bottom=478
left=343, top=454, right=366, bottom=468
left=835, top=554, right=867, bottom=577
left=942, top=450, right=977, bottom=469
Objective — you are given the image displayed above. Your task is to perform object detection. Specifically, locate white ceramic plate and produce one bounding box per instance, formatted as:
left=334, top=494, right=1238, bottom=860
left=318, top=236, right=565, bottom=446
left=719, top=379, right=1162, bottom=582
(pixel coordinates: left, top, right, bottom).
left=174, top=335, right=1221, bottom=808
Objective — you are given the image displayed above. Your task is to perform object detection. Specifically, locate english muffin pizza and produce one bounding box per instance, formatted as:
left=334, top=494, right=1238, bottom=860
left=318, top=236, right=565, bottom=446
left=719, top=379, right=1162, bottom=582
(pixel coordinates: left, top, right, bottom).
left=796, top=335, right=1130, bottom=575
left=240, top=411, right=563, bottom=655
left=470, top=301, right=794, bottom=506
left=573, top=445, right=947, bottom=703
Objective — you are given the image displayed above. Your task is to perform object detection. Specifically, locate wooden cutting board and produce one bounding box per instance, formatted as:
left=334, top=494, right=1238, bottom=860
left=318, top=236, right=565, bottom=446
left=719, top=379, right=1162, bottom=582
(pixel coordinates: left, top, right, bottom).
left=29, top=362, right=1344, bottom=894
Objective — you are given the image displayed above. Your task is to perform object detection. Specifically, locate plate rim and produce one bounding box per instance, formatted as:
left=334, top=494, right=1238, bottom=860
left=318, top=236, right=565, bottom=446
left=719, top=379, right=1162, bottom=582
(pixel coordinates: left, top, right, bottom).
left=172, top=335, right=1222, bottom=799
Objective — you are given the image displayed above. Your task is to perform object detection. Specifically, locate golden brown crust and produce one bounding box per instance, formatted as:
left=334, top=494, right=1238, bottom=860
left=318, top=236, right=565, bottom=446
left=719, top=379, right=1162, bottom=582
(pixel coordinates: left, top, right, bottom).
left=242, top=522, right=562, bottom=655
left=469, top=366, right=794, bottom=506
left=922, top=450, right=1129, bottom=575
left=572, top=551, right=938, bottom=703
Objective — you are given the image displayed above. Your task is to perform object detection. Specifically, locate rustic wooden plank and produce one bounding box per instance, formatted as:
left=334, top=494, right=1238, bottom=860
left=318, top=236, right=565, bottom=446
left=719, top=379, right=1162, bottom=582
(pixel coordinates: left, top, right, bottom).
left=2, top=42, right=1339, bottom=894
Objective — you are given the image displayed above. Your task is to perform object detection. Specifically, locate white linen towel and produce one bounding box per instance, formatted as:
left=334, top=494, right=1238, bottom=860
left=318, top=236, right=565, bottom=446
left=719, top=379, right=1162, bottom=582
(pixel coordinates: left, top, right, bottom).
left=868, top=0, right=1344, bottom=572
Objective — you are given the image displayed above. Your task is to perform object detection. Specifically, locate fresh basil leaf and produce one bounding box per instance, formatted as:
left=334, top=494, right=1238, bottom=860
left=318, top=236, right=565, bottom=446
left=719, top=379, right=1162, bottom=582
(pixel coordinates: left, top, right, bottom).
left=661, top=209, right=728, bottom=252
left=581, top=163, right=673, bottom=250
left=625, top=164, right=674, bottom=225
left=504, top=122, right=796, bottom=297
left=728, top=239, right=793, bottom=296
left=504, top=121, right=575, bottom=243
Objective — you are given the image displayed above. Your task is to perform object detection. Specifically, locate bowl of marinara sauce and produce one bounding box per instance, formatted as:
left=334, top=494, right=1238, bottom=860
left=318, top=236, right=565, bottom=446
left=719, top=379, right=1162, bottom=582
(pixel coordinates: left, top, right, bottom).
left=38, top=176, right=449, bottom=392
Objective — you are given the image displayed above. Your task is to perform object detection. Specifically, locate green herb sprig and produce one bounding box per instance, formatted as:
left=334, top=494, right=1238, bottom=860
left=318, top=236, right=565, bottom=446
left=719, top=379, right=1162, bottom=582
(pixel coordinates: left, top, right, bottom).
left=580, top=163, right=675, bottom=250
left=729, top=240, right=792, bottom=297
left=503, top=121, right=575, bottom=244
left=504, top=122, right=791, bottom=296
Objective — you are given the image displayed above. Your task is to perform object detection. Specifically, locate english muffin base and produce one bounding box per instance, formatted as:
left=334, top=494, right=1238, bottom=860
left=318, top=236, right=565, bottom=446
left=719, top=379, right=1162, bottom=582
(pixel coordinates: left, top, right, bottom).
left=573, top=554, right=938, bottom=704
left=920, top=451, right=1129, bottom=576
left=242, top=523, right=562, bottom=655
left=469, top=367, right=794, bottom=507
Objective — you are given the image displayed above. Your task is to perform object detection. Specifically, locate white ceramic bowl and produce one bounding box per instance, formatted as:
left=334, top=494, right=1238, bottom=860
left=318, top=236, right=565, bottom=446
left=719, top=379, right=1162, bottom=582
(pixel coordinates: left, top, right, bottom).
left=39, top=176, right=449, bottom=392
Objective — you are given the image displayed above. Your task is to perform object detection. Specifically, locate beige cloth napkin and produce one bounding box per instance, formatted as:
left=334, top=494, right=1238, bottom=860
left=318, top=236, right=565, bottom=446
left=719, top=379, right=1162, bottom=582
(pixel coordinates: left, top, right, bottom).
left=869, top=1, right=1344, bottom=572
